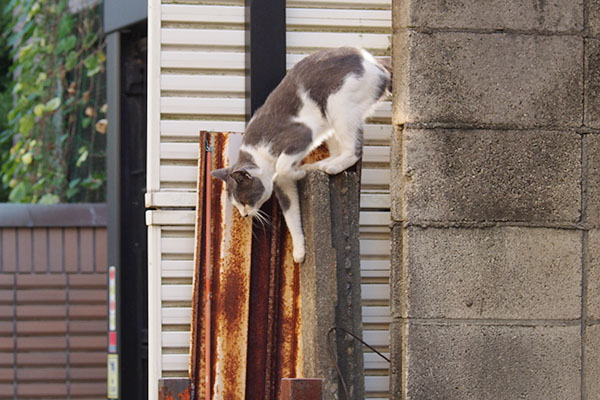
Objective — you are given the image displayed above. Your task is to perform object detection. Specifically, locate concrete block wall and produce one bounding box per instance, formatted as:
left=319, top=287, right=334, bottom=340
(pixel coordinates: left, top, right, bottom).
left=391, top=1, right=600, bottom=398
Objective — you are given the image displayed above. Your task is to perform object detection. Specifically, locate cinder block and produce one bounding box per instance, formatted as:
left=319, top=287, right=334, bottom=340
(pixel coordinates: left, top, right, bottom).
left=585, top=324, right=600, bottom=399
left=403, top=323, right=581, bottom=400
left=392, top=32, right=583, bottom=127
left=590, top=0, right=600, bottom=38
left=393, top=0, right=583, bottom=32
left=401, top=128, right=581, bottom=223
left=586, top=136, right=600, bottom=225
left=587, top=230, right=600, bottom=319
left=396, top=226, right=582, bottom=319
left=586, top=39, right=600, bottom=129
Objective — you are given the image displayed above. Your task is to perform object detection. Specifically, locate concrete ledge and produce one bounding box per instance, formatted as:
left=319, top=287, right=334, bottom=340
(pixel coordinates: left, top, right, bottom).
left=395, top=322, right=581, bottom=400
left=398, top=128, right=581, bottom=223
left=397, top=226, right=582, bottom=320
left=392, top=32, right=583, bottom=128
left=0, top=203, right=107, bottom=227
left=393, top=0, right=583, bottom=32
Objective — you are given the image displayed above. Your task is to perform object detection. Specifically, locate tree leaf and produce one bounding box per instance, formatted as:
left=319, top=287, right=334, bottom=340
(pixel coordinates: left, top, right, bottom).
left=57, top=14, right=74, bottom=37
left=86, top=66, right=101, bottom=77
left=76, top=149, right=89, bottom=167
left=18, top=115, right=34, bottom=136
left=83, top=32, right=97, bottom=49
left=65, top=51, right=78, bottom=70
left=84, top=54, right=97, bottom=70
left=46, top=97, right=61, bottom=111
left=35, top=72, right=47, bottom=86
left=56, top=35, right=77, bottom=54
left=33, top=104, right=45, bottom=117
left=8, top=182, right=27, bottom=203
left=39, top=193, right=60, bottom=204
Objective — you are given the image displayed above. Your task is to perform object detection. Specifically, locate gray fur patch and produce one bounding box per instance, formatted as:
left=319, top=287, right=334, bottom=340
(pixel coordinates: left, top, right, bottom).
left=273, top=183, right=291, bottom=211
left=292, top=47, right=365, bottom=115
left=236, top=150, right=257, bottom=167
left=224, top=154, right=265, bottom=207
left=228, top=174, right=265, bottom=207
left=270, top=122, right=312, bottom=155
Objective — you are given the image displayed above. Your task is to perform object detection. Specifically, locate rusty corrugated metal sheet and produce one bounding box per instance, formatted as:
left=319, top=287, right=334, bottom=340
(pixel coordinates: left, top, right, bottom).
left=190, top=132, right=305, bottom=400
left=159, top=379, right=192, bottom=400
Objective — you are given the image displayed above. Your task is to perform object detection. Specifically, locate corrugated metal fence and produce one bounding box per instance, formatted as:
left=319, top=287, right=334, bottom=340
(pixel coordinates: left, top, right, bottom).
left=0, top=204, right=107, bottom=400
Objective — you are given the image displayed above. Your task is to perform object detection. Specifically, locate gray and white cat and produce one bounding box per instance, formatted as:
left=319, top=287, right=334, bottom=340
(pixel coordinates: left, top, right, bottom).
left=211, top=47, right=391, bottom=263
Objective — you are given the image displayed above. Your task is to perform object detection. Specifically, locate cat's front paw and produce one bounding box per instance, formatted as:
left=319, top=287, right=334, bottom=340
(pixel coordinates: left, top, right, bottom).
left=293, top=245, right=305, bottom=264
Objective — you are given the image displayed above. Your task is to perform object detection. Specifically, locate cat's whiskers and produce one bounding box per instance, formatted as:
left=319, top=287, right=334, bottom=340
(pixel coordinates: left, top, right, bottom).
left=250, top=208, right=271, bottom=232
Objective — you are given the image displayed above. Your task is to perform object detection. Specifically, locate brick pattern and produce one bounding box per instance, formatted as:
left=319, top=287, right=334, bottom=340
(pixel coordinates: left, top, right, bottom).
left=391, top=0, right=600, bottom=398
left=0, top=227, right=107, bottom=399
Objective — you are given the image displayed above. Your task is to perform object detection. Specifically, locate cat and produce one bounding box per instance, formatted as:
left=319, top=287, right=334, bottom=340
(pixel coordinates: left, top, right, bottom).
left=211, top=47, right=391, bottom=263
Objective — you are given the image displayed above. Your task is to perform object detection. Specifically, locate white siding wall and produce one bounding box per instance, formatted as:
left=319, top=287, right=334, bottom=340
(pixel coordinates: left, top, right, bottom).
left=147, top=0, right=392, bottom=398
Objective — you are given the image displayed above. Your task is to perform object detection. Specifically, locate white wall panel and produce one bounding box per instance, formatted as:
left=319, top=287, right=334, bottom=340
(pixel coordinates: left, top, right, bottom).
left=149, top=0, right=393, bottom=398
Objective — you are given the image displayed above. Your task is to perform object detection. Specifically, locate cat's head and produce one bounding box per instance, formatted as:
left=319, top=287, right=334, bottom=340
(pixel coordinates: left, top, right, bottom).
left=211, top=165, right=272, bottom=217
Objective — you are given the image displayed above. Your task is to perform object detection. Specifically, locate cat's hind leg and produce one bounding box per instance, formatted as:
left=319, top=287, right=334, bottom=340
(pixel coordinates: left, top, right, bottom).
left=313, top=120, right=363, bottom=175
left=273, top=179, right=305, bottom=263
left=302, top=135, right=342, bottom=172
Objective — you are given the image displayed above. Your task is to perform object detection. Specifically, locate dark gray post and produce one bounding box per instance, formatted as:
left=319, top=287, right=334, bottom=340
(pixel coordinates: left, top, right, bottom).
left=299, top=171, right=365, bottom=400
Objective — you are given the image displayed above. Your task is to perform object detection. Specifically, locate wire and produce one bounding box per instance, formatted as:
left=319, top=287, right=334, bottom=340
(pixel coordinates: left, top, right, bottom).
left=326, top=326, right=391, bottom=400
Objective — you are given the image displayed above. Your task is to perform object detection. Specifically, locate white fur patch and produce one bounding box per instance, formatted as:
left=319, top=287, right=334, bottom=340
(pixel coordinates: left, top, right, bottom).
left=293, top=88, right=332, bottom=150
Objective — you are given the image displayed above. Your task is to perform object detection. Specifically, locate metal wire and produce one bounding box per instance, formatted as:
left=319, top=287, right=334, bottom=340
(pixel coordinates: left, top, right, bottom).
left=327, top=326, right=391, bottom=400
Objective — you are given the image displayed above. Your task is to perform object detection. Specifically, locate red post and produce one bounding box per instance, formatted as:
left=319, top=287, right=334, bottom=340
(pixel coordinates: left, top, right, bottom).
left=280, top=379, right=322, bottom=400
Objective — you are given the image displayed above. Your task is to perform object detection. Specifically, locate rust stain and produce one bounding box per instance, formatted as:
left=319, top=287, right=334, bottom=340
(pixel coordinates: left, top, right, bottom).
left=280, top=379, right=322, bottom=400
left=302, top=143, right=329, bottom=165
left=158, top=379, right=192, bottom=400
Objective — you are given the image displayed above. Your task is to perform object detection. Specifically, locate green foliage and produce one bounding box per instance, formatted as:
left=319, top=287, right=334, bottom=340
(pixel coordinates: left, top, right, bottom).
left=1, top=0, right=106, bottom=203
left=0, top=0, right=13, bottom=201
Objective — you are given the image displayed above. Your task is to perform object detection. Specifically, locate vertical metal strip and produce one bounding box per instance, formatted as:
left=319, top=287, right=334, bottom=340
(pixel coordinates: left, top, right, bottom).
left=204, top=134, right=213, bottom=400
left=211, top=133, right=253, bottom=400
left=190, top=132, right=208, bottom=398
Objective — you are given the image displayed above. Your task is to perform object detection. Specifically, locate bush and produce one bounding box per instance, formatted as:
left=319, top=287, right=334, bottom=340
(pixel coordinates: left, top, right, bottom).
left=1, top=0, right=106, bottom=203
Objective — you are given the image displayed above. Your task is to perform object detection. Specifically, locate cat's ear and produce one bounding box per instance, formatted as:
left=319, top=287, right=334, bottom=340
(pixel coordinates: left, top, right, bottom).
left=211, top=167, right=231, bottom=181
left=230, top=169, right=252, bottom=183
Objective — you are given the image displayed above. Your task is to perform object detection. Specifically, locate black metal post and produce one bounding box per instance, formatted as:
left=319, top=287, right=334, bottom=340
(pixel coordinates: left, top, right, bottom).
left=245, top=0, right=287, bottom=119
left=105, top=30, right=122, bottom=400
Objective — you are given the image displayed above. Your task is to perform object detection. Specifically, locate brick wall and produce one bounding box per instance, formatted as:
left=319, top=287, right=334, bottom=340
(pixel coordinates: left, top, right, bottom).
left=0, top=205, right=107, bottom=399
left=391, top=1, right=599, bottom=398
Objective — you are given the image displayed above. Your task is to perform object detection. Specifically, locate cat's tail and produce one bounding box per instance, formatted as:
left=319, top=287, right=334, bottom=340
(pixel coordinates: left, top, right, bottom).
left=376, top=57, right=392, bottom=93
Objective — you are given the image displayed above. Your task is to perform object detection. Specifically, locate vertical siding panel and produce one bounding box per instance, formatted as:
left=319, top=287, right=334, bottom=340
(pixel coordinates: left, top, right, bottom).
left=64, top=229, right=79, bottom=273
left=16, top=229, right=32, bottom=273
left=48, top=229, right=63, bottom=273
left=32, top=228, right=48, bottom=274
left=94, top=229, right=107, bottom=273
left=1, top=229, right=17, bottom=273
left=79, top=229, right=94, bottom=273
